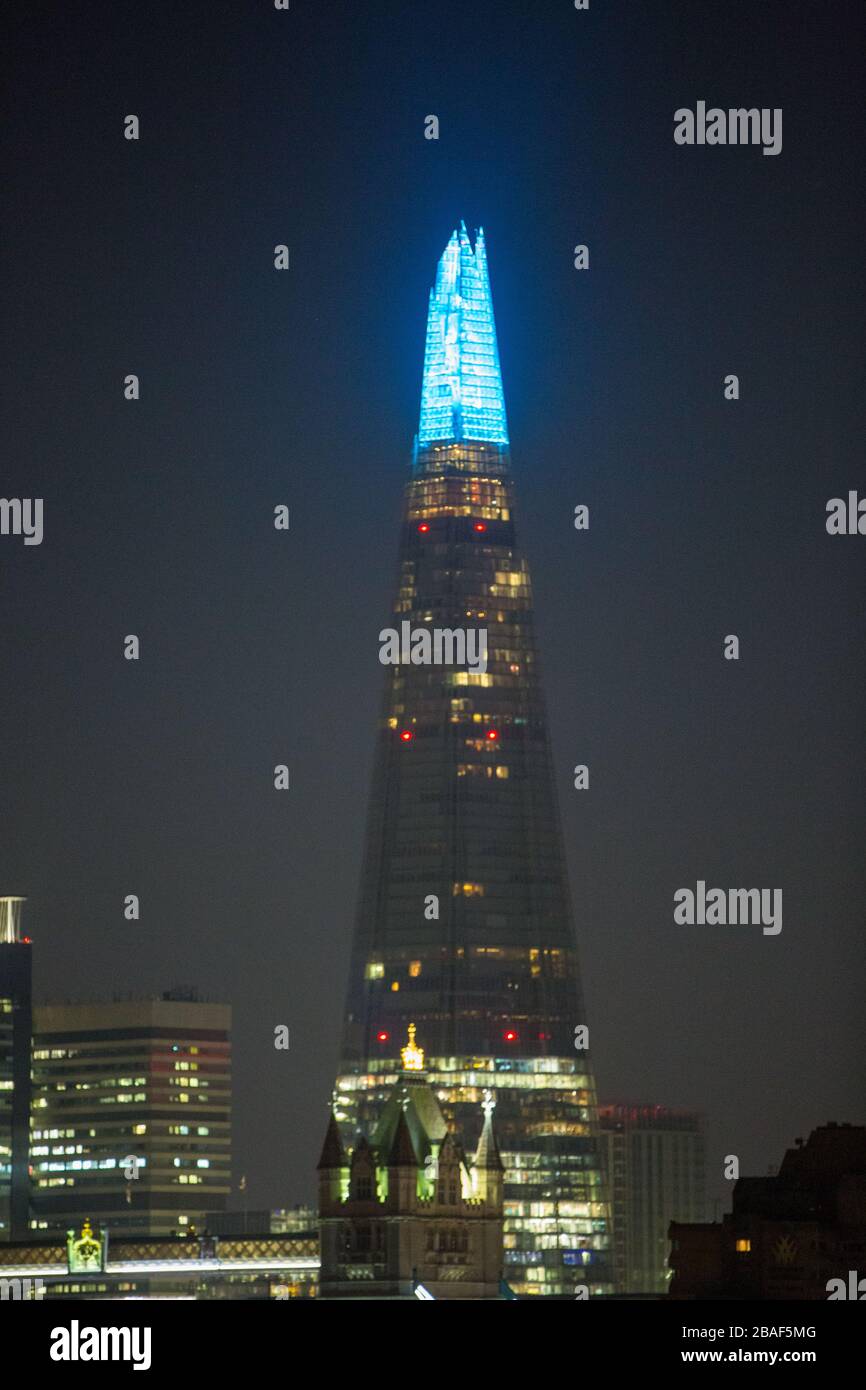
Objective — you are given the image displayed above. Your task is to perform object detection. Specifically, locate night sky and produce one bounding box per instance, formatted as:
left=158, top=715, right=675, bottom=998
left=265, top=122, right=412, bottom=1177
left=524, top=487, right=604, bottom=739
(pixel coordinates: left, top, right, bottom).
left=2, top=0, right=863, bottom=1212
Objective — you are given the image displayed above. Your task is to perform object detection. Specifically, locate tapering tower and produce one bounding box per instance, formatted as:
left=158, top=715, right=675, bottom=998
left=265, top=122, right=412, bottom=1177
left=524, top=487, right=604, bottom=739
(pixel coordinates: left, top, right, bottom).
left=334, top=225, right=610, bottom=1295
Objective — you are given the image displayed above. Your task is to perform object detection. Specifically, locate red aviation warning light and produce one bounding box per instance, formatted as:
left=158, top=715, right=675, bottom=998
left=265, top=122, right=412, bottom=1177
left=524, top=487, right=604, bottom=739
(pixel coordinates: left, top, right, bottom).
left=503, top=1029, right=519, bottom=1042
left=376, top=1030, right=390, bottom=1043
left=486, top=729, right=499, bottom=741
left=399, top=729, right=414, bottom=742
left=417, top=523, right=430, bottom=533
left=473, top=521, right=487, bottom=533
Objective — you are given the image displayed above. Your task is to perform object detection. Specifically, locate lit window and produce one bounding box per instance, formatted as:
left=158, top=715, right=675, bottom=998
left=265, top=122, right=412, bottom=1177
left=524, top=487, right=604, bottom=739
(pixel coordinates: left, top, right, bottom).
left=450, top=673, right=494, bottom=688
left=736, top=1239, right=751, bottom=1253
left=408, top=961, right=421, bottom=978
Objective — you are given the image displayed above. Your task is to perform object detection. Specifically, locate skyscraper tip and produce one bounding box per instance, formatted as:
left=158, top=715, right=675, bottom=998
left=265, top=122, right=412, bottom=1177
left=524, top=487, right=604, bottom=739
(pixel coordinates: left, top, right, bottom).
left=418, top=222, right=509, bottom=447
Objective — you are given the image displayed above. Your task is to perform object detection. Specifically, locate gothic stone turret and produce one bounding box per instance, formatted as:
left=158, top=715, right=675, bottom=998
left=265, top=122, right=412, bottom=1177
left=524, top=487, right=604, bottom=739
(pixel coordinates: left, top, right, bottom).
left=318, top=1027, right=503, bottom=1299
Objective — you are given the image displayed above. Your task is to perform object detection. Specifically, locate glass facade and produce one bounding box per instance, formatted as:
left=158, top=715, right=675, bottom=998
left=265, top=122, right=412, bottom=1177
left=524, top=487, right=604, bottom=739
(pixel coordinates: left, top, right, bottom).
left=335, top=228, right=611, bottom=1295
left=418, top=225, right=509, bottom=448
left=599, top=1103, right=707, bottom=1294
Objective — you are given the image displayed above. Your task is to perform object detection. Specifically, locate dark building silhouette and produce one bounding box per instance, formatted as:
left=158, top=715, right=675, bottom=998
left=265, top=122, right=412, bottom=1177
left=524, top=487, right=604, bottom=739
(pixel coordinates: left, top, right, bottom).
left=669, top=1123, right=866, bottom=1299
left=332, top=224, right=610, bottom=1296
left=0, top=897, right=33, bottom=1240
left=320, top=1026, right=503, bottom=1299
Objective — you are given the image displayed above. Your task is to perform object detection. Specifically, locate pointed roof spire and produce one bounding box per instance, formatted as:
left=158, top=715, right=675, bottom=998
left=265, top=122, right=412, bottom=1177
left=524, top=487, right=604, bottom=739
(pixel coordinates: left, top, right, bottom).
left=475, top=1090, right=504, bottom=1171
left=417, top=221, right=509, bottom=448
left=316, top=1109, right=348, bottom=1170
left=387, top=1107, right=420, bottom=1167
left=437, top=1130, right=469, bottom=1177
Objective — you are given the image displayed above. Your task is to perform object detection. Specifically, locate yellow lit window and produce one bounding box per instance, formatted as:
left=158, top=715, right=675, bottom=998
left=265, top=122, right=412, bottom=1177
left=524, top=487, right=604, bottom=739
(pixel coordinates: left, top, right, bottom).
left=408, top=961, right=421, bottom=978
left=390, top=981, right=400, bottom=992
left=736, top=1239, right=751, bottom=1253
left=450, top=673, right=493, bottom=688
left=364, top=962, right=385, bottom=980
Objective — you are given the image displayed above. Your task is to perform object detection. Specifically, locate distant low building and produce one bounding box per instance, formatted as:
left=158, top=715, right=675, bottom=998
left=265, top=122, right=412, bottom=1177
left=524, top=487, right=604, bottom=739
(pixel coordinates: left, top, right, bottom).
left=206, top=1205, right=317, bottom=1237
left=669, top=1123, right=866, bottom=1299
left=319, top=1027, right=504, bottom=1299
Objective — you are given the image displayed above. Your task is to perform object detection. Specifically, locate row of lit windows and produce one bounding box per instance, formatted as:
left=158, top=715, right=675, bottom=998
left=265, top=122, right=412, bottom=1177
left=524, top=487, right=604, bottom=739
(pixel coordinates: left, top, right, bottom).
left=457, top=763, right=510, bottom=779
left=363, top=943, right=566, bottom=980
left=36, top=1158, right=147, bottom=1173
left=35, top=1172, right=216, bottom=1189
left=338, top=1064, right=593, bottom=1088
left=389, top=708, right=524, bottom=727
left=409, top=504, right=510, bottom=522
left=394, top=605, right=526, bottom=628
left=408, top=471, right=507, bottom=489
left=407, top=481, right=509, bottom=500
left=33, top=1043, right=204, bottom=1060
left=48, top=1076, right=148, bottom=1089
left=407, top=497, right=509, bottom=515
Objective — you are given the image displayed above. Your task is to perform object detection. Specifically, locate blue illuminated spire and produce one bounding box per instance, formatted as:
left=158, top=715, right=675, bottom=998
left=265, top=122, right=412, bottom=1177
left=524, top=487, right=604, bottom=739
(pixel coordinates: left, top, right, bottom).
left=417, top=222, right=509, bottom=447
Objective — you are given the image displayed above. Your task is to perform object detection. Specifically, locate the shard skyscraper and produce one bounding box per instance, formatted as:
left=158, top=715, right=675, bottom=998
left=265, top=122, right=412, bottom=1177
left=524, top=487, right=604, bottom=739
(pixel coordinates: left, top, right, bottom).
left=333, top=224, right=610, bottom=1295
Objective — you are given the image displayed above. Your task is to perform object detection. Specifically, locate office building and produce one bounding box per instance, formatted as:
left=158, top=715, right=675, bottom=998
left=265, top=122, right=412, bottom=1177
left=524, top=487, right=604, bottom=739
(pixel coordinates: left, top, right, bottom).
left=30, top=990, right=231, bottom=1237
left=599, top=1102, right=706, bottom=1293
